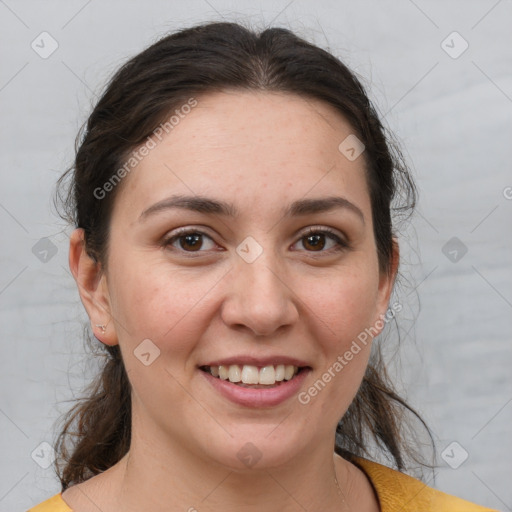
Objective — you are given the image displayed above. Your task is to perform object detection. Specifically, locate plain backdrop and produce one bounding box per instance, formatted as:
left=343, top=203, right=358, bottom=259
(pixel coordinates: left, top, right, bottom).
left=0, top=1, right=511, bottom=510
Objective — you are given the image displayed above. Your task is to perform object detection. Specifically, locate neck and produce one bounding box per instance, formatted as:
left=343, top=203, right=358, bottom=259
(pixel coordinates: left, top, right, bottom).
left=109, top=426, right=355, bottom=511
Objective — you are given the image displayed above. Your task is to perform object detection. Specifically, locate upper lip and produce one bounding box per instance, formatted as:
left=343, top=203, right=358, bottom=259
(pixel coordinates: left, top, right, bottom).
left=200, top=356, right=311, bottom=368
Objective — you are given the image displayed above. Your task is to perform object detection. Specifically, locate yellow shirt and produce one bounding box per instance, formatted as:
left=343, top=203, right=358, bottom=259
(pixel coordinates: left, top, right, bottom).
left=27, top=457, right=498, bottom=511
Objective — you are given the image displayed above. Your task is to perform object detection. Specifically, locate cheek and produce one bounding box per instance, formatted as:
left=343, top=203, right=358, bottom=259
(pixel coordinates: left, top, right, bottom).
left=297, top=270, right=378, bottom=425
left=108, top=262, right=220, bottom=415
left=109, top=257, right=226, bottom=356
left=304, top=264, right=380, bottom=348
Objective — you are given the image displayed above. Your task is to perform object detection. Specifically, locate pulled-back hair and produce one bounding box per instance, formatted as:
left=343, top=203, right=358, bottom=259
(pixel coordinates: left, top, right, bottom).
left=53, top=20, right=432, bottom=492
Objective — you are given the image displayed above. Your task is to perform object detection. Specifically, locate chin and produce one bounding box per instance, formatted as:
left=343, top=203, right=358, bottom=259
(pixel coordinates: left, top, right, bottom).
left=196, top=425, right=311, bottom=472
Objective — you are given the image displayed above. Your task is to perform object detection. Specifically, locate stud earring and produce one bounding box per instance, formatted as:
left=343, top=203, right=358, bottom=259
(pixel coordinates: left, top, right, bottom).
left=95, top=324, right=107, bottom=334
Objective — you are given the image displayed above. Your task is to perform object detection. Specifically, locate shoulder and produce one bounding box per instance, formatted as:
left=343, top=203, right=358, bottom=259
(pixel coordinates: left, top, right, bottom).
left=352, top=456, right=498, bottom=512
left=26, top=493, right=72, bottom=512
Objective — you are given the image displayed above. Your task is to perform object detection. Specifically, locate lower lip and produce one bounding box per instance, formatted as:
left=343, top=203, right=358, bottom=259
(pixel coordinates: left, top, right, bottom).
left=199, top=368, right=311, bottom=408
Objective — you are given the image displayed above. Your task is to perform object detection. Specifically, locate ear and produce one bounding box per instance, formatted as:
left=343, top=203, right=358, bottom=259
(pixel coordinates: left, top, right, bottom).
left=374, top=237, right=400, bottom=328
left=68, top=228, right=118, bottom=346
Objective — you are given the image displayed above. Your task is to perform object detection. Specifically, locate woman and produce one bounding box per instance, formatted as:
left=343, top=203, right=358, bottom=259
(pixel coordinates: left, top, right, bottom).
left=27, top=21, right=497, bottom=511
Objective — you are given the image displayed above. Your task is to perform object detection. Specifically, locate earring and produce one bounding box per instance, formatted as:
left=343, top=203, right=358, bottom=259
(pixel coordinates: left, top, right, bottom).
left=95, top=324, right=107, bottom=334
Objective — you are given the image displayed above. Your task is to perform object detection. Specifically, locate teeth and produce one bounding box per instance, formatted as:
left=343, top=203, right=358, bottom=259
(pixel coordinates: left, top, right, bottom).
left=259, top=365, right=275, bottom=385
left=228, top=365, right=241, bottom=383
left=206, top=364, right=300, bottom=385
left=241, top=365, right=259, bottom=384
left=218, top=365, right=229, bottom=380
left=284, top=364, right=295, bottom=381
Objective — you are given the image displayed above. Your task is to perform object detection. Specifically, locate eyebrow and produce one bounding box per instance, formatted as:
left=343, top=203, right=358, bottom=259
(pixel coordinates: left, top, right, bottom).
left=138, top=194, right=365, bottom=224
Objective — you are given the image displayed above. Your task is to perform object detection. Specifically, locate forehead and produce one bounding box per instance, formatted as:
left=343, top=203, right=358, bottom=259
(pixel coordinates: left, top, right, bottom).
left=113, top=90, right=370, bottom=223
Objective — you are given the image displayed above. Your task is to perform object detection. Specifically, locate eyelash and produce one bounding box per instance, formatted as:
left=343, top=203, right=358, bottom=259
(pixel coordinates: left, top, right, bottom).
left=161, top=226, right=349, bottom=256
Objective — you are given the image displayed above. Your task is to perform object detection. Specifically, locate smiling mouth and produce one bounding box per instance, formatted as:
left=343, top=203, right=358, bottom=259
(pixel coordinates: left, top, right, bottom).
left=199, top=364, right=309, bottom=388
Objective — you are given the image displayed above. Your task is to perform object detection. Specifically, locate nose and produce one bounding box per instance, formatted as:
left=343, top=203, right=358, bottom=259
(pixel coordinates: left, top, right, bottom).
left=220, top=250, right=299, bottom=337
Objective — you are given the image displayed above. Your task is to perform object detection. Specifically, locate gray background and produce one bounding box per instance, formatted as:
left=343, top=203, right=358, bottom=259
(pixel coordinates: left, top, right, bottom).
left=1, top=1, right=511, bottom=510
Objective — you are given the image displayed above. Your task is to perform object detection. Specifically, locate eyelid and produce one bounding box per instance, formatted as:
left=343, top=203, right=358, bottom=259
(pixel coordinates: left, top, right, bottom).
left=298, top=225, right=347, bottom=243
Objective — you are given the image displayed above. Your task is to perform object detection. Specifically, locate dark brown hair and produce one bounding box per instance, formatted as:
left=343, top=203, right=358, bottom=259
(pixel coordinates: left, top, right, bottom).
left=53, top=20, right=433, bottom=492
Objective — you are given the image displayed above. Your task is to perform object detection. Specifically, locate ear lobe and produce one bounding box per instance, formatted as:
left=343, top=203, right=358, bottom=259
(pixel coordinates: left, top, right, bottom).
left=375, top=237, right=400, bottom=326
left=69, top=228, right=118, bottom=346
left=388, top=237, right=400, bottom=291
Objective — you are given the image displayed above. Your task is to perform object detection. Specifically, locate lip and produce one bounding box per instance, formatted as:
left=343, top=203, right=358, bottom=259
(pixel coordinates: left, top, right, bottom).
left=199, top=366, right=311, bottom=408
left=201, top=356, right=310, bottom=367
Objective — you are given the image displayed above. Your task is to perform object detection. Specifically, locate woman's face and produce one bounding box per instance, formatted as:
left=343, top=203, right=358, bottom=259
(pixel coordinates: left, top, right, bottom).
left=76, top=91, right=397, bottom=470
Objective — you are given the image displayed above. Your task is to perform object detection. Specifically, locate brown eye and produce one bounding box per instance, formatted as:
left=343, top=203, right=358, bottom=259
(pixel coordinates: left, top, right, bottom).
left=303, top=232, right=327, bottom=251
left=179, top=233, right=203, bottom=251
left=293, top=228, right=348, bottom=254
left=163, top=230, right=216, bottom=253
